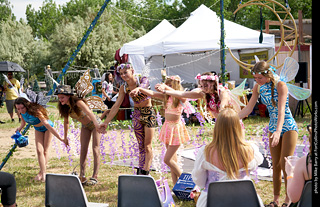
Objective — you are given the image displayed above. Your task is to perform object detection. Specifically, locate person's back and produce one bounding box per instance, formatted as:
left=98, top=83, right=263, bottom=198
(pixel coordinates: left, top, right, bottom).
left=191, top=107, right=263, bottom=207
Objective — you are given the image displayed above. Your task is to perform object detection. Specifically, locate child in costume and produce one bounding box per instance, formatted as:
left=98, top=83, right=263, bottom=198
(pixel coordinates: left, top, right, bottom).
left=56, top=84, right=102, bottom=186
left=15, top=97, right=67, bottom=182
left=100, top=62, right=156, bottom=175
left=155, top=72, right=246, bottom=125
left=192, top=107, right=263, bottom=207
left=131, top=75, right=190, bottom=184
left=239, top=57, right=311, bottom=207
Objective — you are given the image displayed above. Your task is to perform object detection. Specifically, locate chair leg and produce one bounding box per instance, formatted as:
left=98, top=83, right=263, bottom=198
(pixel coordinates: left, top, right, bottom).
left=136, top=168, right=142, bottom=175
left=140, top=169, right=149, bottom=175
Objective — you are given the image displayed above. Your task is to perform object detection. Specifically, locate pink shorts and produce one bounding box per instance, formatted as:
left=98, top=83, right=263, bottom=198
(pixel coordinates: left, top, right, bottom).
left=159, top=120, right=190, bottom=145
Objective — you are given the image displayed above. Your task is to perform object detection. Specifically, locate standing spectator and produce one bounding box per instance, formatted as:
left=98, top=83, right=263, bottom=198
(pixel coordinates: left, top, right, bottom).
left=91, top=65, right=101, bottom=79
left=0, top=84, right=5, bottom=124
left=102, top=72, right=116, bottom=109
left=3, top=72, right=21, bottom=122
left=100, top=72, right=116, bottom=120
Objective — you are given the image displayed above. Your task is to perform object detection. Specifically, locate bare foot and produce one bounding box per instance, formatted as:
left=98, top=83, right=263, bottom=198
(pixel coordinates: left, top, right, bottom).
left=34, top=173, right=45, bottom=182
left=34, top=173, right=42, bottom=181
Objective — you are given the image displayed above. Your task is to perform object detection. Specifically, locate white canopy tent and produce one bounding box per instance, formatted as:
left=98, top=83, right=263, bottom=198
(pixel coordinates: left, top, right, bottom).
left=119, top=19, right=176, bottom=74
left=143, top=4, right=275, bottom=89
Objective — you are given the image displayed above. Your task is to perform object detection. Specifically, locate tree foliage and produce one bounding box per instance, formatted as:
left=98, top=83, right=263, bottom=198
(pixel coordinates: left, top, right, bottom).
left=0, top=0, right=313, bottom=86
left=0, top=0, right=14, bottom=22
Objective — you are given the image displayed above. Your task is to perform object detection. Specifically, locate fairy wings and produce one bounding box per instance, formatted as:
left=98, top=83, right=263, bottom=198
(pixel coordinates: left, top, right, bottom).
left=278, top=57, right=311, bottom=100
left=2, top=74, right=52, bottom=108
left=74, top=69, right=108, bottom=111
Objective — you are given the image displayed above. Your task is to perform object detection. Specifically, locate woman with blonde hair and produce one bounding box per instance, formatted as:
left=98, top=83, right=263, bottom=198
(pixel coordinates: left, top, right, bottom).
left=239, top=61, right=298, bottom=207
left=192, top=107, right=263, bottom=207
left=131, top=75, right=190, bottom=184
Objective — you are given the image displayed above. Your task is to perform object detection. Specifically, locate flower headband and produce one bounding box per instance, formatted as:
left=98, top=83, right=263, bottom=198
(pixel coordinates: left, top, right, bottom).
left=168, top=75, right=181, bottom=82
left=195, top=73, right=219, bottom=81
left=251, top=66, right=276, bottom=75
left=116, top=63, right=132, bottom=73
left=195, top=73, right=220, bottom=96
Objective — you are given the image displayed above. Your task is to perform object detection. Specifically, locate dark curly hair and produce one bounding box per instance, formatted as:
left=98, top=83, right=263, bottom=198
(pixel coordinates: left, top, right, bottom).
left=200, top=72, right=219, bottom=111
left=14, top=97, right=49, bottom=119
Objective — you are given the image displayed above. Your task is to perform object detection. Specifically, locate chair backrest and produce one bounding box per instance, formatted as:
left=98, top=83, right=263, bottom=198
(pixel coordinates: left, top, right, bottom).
left=207, top=180, right=260, bottom=207
left=298, top=181, right=312, bottom=207
left=45, top=173, right=89, bottom=207
left=118, top=175, right=163, bottom=207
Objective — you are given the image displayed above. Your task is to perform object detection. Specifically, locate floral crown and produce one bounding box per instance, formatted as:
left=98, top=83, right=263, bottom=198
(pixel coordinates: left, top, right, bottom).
left=116, top=63, right=132, bottom=73
left=167, top=75, right=181, bottom=82
left=251, top=66, right=276, bottom=75
left=195, top=73, right=219, bottom=81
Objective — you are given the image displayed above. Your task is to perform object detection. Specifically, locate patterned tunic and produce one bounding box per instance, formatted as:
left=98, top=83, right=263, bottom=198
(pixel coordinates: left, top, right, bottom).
left=259, top=82, right=298, bottom=136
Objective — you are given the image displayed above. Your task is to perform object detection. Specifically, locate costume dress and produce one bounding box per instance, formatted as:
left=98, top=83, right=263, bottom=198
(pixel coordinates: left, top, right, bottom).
left=20, top=112, right=54, bottom=132
left=158, top=97, right=190, bottom=145
left=125, top=76, right=156, bottom=169
left=259, top=81, right=298, bottom=136
left=191, top=143, right=264, bottom=207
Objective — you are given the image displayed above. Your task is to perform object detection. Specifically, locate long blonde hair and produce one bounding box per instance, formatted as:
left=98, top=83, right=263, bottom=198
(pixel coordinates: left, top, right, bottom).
left=252, top=61, right=277, bottom=107
left=164, top=76, right=183, bottom=108
left=205, top=107, right=252, bottom=179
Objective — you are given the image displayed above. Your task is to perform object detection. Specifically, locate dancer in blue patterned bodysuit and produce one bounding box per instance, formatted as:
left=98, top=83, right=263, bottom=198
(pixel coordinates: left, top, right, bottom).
left=239, top=61, right=298, bottom=207
left=259, top=81, right=298, bottom=136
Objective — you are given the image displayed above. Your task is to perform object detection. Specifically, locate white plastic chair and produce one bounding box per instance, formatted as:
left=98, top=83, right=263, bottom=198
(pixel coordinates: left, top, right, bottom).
left=117, top=175, right=163, bottom=207
left=45, top=173, right=108, bottom=207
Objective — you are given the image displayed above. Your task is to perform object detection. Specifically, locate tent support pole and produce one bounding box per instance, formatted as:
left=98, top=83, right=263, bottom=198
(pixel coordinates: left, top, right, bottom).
left=47, top=0, right=111, bottom=95
left=163, top=55, right=167, bottom=75
left=220, top=0, right=226, bottom=86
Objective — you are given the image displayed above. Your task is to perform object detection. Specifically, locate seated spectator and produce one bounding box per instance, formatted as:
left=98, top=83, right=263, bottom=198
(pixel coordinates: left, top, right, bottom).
left=192, top=107, right=263, bottom=207
left=285, top=125, right=312, bottom=205
left=0, top=171, right=17, bottom=207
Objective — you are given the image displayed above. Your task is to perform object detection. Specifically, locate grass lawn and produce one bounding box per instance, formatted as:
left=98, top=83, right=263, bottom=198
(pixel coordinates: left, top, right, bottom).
left=0, top=101, right=312, bottom=206
left=2, top=156, right=282, bottom=207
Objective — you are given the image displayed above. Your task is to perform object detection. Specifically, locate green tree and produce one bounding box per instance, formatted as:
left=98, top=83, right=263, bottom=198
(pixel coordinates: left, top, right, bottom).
left=49, top=7, right=145, bottom=86
left=0, top=0, right=14, bottom=22
left=26, top=0, right=62, bottom=39
left=0, top=19, right=34, bottom=67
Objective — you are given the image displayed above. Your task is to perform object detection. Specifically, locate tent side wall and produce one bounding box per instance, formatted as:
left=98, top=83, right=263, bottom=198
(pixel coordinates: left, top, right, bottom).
left=147, top=48, right=274, bottom=90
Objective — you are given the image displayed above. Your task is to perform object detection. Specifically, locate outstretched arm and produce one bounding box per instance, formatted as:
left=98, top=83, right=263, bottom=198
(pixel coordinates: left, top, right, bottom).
left=130, top=87, right=164, bottom=100
left=16, top=117, right=26, bottom=132
left=63, top=116, right=69, bottom=143
left=156, top=83, right=204, bottom=100
left=99, top=85, right=125, bottom=132
left=39, top=115, right=68, bottom=146
left=238, top=84, right=259, bottom=119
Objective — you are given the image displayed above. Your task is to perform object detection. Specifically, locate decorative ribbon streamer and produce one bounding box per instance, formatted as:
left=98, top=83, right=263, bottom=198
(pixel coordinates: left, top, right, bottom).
left=47, top=0, right=111, bottom=95
left=1, top=0, right=112, bottom=170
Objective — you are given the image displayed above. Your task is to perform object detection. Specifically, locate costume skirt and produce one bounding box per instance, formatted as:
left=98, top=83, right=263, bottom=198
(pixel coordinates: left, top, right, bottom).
left=159, top=120, right=190, bottom=145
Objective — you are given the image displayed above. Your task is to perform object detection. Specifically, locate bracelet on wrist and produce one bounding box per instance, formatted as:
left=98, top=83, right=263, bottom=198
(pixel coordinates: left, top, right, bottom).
left=287, top=175, right=293, bottom=180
